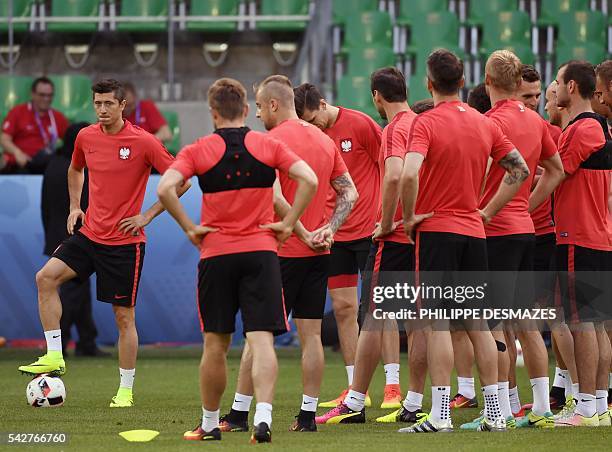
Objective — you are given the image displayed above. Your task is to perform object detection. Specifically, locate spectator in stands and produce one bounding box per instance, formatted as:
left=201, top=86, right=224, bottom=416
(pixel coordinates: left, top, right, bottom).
left=467, top=83, right=491, bottom=114
left=122, top=82, right=173, bottom=144
left=594, top=60, right=612, bottom=111
left=41, top=122, right=107, bottom=358
left=411, top=98, right=434, bottom=114
left=1, top=77, right=69, bottom=174
left=517, top=64, right=542, bottom=111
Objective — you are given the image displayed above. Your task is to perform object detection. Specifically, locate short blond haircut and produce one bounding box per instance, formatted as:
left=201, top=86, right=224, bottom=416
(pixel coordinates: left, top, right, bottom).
left=485, top=50, right=523, bottom=93
left=207, top=77, right=247, bottom=120
left=256, top=74, right=294, bottom=107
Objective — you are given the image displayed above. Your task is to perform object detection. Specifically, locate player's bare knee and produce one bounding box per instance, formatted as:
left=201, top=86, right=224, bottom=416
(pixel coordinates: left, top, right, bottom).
left=35, top=268, right=59, bottom=293
left=333, top=299, right=357, bottom=320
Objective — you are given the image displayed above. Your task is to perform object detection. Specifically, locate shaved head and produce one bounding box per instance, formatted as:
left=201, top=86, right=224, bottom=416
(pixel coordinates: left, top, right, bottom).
left=255, top=75, right=297, bottom=130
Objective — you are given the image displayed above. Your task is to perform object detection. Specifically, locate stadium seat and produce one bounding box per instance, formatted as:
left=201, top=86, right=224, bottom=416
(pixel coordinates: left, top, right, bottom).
left=0, top=0, right=34, bottom=33
left=406, top=11, right=461, bottom=59
left=332, top=0, right=379, bottom=26
left=46, top=0, right=102, bottom=33
left=341, top=11, right=393, bottom=53
left=256, top=0, right=310, bottom=32
left=161, top=110, right=181, bottom=156
left=537, top=0, right=589, bottom=26
left=480, top=11, right=533, bottom=64
left=396, top=0, right=448, bottom=27
left=336, top=75, right=378, bottom=119
left=346, top=47, right=396, bottom=77
left=465, top=0, right=518, bottom=26
left=117, top=0, right=168, bottom=32
left=556, top=43, right=607, bottom=65
left=50, top=75, right=92, bottom=122
left=0, top=75, right=33, bottom=120
left=186, top=0, right=241, bottom=32
left=556, top=11, right=606, bottom=47
left=408, top=71, right=431, bottom=104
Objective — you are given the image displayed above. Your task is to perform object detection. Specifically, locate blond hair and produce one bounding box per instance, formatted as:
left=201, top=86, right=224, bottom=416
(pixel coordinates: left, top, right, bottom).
left=207, top=77, right=247, bottom=120
left=256, top=74, right=294, bottom=107
left=485, top=50, right=522, bottom=93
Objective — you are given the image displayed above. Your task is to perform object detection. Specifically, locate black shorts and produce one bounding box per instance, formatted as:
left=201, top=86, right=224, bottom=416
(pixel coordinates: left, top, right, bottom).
left=328, top=238, right=371, bottom=289
left=280, top=255, right=330, bottom=320
left=556, top=244, right=612, bottom=323
left=534, top=233, right=557, bottom=306
left=360, top=241, right=415, bottom=319
left=52, top=232, right=145, bottom=306
left=197, top=251, right=288, bottom=335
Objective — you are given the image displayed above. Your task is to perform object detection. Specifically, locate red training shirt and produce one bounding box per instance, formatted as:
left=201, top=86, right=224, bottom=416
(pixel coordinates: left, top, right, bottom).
left=170, top=129, right=301, bottom=259
left=271, top=119, right=348, bottom=258
left=72, top=120, right=174, bottom=245
left=555, top=117, right=612, bottom=251
left=480, top=99, right=558, bottom=236
left=408, top=101, right=516, bottom=238
left=2, top=102, right=69, bottom=163
left=377, top=109, right=416, bottom=243
left=124, top=100, right=167, bottom=135
left=324, top=107, right=381, bottom=241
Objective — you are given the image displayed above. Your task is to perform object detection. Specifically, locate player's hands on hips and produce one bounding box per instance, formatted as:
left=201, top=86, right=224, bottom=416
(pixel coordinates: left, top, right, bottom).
left=186, top=225, right=218, bottom=247
left=118, top=214, right=151, bottom=236
left=478, top=209, right=492, bottom=225
left=13, top=150, right=31, bottom=168
left=402, top=212, right=434, bottom=244
left=67, top=208, right=85, bottom=235
left=372, top=220, right=401, bottom=241
left=260, top=221, right=294, bottom=246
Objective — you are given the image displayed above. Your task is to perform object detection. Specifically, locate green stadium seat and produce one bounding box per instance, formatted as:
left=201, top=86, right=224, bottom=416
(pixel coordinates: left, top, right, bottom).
left=341, top=11, right=393, bottom=53
left=50, top=74, right=92, bottom=122
left=0, top=75, right=33, bottom=120
left=466, top=0, right=517, bottom=26
left=556, top=43, right=607, bottom=65
left=408, top=71, right=431, bottom=104
left=557, top=11, right=606, bottom=47
left=333, top=0, right=378, bottom=26
left=257, top=0, right=309, bottom=32
left=187, top=0, right=241, bottom=32
left=336, top=75, right=378, bottom=120
left=537, top=0, right=589, bottom=26
left=47, top=0, right=102, bottom=33
left=346, top=46, right=396, bottom=77
left=117, top=0, right=168, bottom=32
left=161, top=110, right=181, bottom=156
left=0, top=0, right=34, bottom=33
left=480, top=11, right=533, bottom=65
left=406, top=11, right=461, bottom=58
left=396, top=0, right=448, bottom=27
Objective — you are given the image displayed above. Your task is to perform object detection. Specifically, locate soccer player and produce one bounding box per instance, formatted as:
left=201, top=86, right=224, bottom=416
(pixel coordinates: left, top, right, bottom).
left=316, top=67, right=427, bottom=426
left=411, top=99, right=434, bottom=114
left=157, top=78, right=318, bottom=443
left=293, top=83, right=403, bottom=409
left=474, top=50, right=563, bottom=429
left=553, top=61, right=612, bottom=427
left=517, top=64, right=542, bottom=111
left=18, top=79, right=188, bottom=408
left=467, top=83, right=492, bottom=114
left=399, top=49, right=530, bottom=433
left=595, top=60, right=612, bottom=112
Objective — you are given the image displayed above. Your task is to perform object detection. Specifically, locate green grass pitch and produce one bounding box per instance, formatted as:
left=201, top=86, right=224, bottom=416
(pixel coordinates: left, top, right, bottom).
left=1, top=347, right=611, bottom=451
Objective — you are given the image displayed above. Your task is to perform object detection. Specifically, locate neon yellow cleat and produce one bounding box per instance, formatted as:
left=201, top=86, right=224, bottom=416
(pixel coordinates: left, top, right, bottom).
left=381, top=384, right=402, bottom=409
left=318, top=388, right=371, bottom=408
left=110, top=388, right=134, bottom=408
left=18, top=352, right=65, bottom=377
left=516, top=411, right=554, bottom=428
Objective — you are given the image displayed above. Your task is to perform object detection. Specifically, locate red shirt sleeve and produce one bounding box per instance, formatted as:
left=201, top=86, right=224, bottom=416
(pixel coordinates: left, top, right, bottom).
left=145, top=135, right=175, bottom=173
left=539, top=121, right=558, bottom=161
left=71, top=130, right=86, bottom=169
left=142, top=100, right=167, bottom=133
left=54, top=110, right=69, bottom=139
left=1, top=105, right=20, bottom=137
left=488, top=118, right=516, bottom=162
left=559, top=119, right=606, bottom=175
left=360, top=116, right=382, bottom=162
left=407, top=116, right=432, bottom=158
left=169, top=143, right=198, bottom=179
left=330, top=147, right=349, bottom=180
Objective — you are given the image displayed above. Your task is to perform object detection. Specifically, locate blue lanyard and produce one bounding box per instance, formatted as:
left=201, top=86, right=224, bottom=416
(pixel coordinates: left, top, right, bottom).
left=32, top=103, right=58, bottom=153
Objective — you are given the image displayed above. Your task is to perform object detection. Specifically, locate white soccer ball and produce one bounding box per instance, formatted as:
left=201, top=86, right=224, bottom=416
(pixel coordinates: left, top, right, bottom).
left=26, top=375, right=66, bottom=407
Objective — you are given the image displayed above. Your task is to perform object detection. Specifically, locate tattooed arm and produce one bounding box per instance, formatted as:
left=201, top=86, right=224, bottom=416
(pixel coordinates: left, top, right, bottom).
left=328, top=172, right=358, bottom=234
left=479, top=149, right=530, bottom=223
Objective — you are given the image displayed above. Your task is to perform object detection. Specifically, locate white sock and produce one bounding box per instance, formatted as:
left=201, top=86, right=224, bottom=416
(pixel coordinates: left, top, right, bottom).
left=509, top=386, right=521, bottom=415
left=202, top=408, right=219, bottom=432
left=384, top=363, right=400, bottom=385
left=596, top=390, right=608, bottom=416
left=575, top=392, right=596, bottom=418
left=430, top=386, right=451, bottom=422
left=301, top=394, right=318, bottom=412
left=232, top=392, right=253, bottom=412
left=552, top=367, right=568, bottom=389
left=530, top=377, right=550, bottom=415
left=482, top=384, right=502, bottom=422
left=609, top=373, right=612, bottom=389
left=44, top=330, right=62, bottom=353
left=346, top=365, right=354, bottom=386
left=402, top=391, right=423, bottom=412
left=119, top=368, right=135, bottom=389
left=571, top=382, right=579, bottom=399
left=457, top=376, right=476, bottom=399
left=253, top=402, right=272, bottom=427
left=497, top=381, right=512, bottom=418
left=344, top=389, right=366, bottom=412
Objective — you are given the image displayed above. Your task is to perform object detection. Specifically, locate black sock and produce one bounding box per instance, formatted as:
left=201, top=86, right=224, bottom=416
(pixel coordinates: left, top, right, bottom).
left=228, top=408, right=248, bottom=422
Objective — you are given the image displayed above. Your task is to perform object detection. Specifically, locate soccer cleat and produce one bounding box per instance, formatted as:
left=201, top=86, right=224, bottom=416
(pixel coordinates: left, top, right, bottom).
left=289, top=414, right=317, bottom=432
left=555, top=413, right=599, bottom=427
left=109, top=387, right=133, bottom=408
left=315, top=403, right=365, bottom=425
left=477, top=416, right=507, bottom=432
left=381, top=384, right=402, bottom=409
left=218, top=412, right=249, bottom=432
left=553, top=396, right=576, bottom=422
left=397, top=413, right=453, bottom=433
left=515, top=411, right=554, bottom=429
left=18, top=353, right=65, bottom=377
left=183, top=426, right=221, bottom=441
left=250, top=422, right=271, bottom=443
left=598, top=410, right=611, bottom=427
left=450, top=393, right=478, bottom=409
left=318, top=388, right=371, bottom=408
left=513, top=406, right=528, bottom=418
left=506, top=416, right=517, bottom=430
left=459, top=411, right=484, bottom=430
left=549, top=386, right=566, bottom=410
left=376, top=406, right=425, bottom=424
